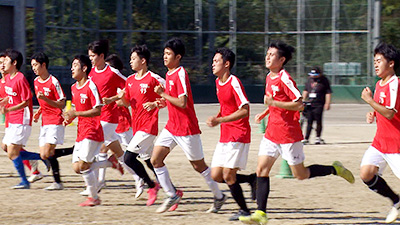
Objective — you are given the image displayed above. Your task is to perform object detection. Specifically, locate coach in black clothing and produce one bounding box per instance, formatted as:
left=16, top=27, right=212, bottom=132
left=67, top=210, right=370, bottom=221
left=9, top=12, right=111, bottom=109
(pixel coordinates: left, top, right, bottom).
left=302, top=67, right=332, bottom=144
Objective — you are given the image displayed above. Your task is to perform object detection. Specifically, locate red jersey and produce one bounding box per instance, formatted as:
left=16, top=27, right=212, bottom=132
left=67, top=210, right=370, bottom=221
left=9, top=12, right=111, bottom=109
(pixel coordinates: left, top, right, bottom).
left=164, top=67, right=201, bottom=136
left=34, top=75, right=65, bottom=125
left=216, top=75, right=250, bottom=143
left=71, top=79, right=104, bottom=142
left=264, top=69, right=303, bottom=144
left=0, top=77, right=6, bottom=98
left=115, top=106, right=131, bottom=134
left=89, top=65, right=126, bottom=123
left=4, top=72, right=33, bottom=125
left=372, top=75, right=400, bottom=154
left=125, top=71, right=165, bottom=135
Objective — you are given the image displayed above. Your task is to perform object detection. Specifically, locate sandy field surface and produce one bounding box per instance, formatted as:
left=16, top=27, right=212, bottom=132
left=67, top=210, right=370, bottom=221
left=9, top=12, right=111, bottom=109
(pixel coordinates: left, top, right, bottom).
left=0, top=103, right=399, bottom=225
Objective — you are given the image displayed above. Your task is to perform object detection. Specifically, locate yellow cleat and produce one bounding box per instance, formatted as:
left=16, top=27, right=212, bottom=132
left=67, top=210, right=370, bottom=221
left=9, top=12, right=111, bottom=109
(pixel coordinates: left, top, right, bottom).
left=239, top=210, right=268, bottom=225
left=333, top=161, right=355, bottom=184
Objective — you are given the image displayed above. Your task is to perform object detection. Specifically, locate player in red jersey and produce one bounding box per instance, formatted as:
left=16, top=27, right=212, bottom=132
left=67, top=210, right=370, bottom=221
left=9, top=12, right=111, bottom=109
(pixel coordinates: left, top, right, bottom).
left=239, top=41, right=354, bottom=224
left=31, top=52, right=70, bottom=190
left=117, top=45, right=163, bottom=204
left=64, top=55, right=121, bottom=206
left=88, top=40, right=127, bottom=190
left=207, top=48, right=257, bottom=220
left=0, top=49, right=50, bottom=189
left=360, top=42, right=400, bottom=223
left=152, top=38, right=225, bottom=213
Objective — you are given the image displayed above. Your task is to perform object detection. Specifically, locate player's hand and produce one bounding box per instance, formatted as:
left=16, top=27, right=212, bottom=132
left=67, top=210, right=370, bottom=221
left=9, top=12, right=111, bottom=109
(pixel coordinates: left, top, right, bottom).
left=33, top=108, right=42, bottom=123
left=361, top=87, right=373, bottom=103
left=63, top=109, right=76, bottom=122
left=154, top=84, right=164, bottom=95
left=117, top=90, right=125, bottom=100
left=254, top=113, right=264, bottom=124
left=0, top=106, right=8, bottom=114
left=155, top=98, right=166, bottom=108
left=102, top=97, right=113, bottom=105
left=143, top=102, right=157, bottom=111
left=206, top=116, right=219, bottom=127
left=0, top=96, right=8, bottom=107
left=366, top=111, right=375, bottom=124
left=37, top=91, right=46, bottom=100
left=265, top=92, right=274, bottom=106
left=324, top=103, right=330, bottom=111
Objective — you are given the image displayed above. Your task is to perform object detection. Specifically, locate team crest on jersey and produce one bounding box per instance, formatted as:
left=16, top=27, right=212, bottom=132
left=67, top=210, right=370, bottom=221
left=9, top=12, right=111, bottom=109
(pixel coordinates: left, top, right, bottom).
left=379, top=91, right=386, bottom=104
left=271, top=85, right=280, bottom=97
left=43, top=87, right=51, bottom=96
left=80, top=93, right=88, bottom=104
left=140, top=83, right=149, bottom=94
left=4, top=86, right=17, bottom=96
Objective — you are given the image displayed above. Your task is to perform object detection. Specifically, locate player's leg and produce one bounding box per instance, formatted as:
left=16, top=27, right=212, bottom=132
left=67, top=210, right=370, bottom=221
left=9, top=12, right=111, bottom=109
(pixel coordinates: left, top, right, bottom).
left=8, top=143, right=30, bottom=188
left=96, top=144, right=108, bottom=190
left=224, top=167, right=251, bottom=220
left=361, top=147, right=400, bottom=223
left=314, top=106, right=324, bottom=144
left=304, top=106, right=315, bottom=143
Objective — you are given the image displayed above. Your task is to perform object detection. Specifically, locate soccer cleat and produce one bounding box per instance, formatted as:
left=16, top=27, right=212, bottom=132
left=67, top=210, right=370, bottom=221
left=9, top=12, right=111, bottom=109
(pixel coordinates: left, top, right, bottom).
left=229, top=210, right=251, bottom=221
left=146, top=182, right=160, bottom=206
left=315, top=137, right=325, bottom=145
left=42, top=159, right=51, bottom=172
left=28, top=172, right=44, bottom=183
left=79, top=197, right=101, bottom=207
left=108, top=154, right=124, bottom=175
left=135, top=178, right=145, bottom=199
left=332, top=161, right=355, bottom=184
left=206, top=193, right=227, bottom=213
left=44, top=182, right=64, bottom=191
left=249, top=173, right=257, bottom=200
left=80, top=188, right=89, bottom=196
left=11, top=182, right=30, bottom=189
left=301, top=139, right=309, bottom=145
left=168, top=189, right=183, bottom=211
left=239, top=210, right=268, bottom=225
left=386, top=201, right=400, bottom=223
left=156, top=191, right=182, bottom=213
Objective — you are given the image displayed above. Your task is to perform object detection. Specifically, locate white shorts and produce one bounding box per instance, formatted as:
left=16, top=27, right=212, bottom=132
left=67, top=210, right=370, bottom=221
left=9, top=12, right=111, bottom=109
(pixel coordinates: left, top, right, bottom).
left=258, top=137, right=305, bottom=165
left=39, top=125, right=65, bottom=147
left=100, top=121, right=120, bottom=146
left=117, top=128, right=133, bottom=148
left=126, top=131, right=155, bottom=160
left=2, top=123, right=31, bottom=146
left=72, top=139, right=102, bottom=163
left=211, top=142, right=249, bottom=170
left=361, top=145, right=400, bottom=179
left=154, top=128, right=204, bottom=161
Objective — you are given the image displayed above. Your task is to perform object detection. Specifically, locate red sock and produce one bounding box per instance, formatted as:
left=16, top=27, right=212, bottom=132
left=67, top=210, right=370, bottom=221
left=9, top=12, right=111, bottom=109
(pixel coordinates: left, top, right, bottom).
left=23, top=160, right=32, bottom=171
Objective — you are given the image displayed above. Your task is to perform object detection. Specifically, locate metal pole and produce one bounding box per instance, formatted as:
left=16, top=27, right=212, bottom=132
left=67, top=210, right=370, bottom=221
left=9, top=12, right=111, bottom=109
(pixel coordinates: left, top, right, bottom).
left=116, top=0, right=124, bottom=59
left=229, top=0, right=237, bottom=70
left=161, top=0, right=168, bottom=45
left=367, top=0, right=373, bottom=86
left=34, top=0, right=45, bottom=53
left=373, top=0, right=381, bottom=48
left=331, top=0, right=340, bottom=85
left=264, top=0, right=269, bottom=76
left=296, top=0, right=305, bottom=82
left=14, top=0, right=26, bottom=70
left=195, top=0, right=202, bottom=65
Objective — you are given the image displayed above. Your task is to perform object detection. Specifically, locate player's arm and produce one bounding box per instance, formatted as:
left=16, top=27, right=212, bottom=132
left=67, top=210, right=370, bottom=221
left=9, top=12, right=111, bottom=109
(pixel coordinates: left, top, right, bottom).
left=255, top=107, right=269, bottom=124
left=37, top=91, right=66, bottom=109
left=324, top=93, right=332, bottom=110
left=154, top=84, right=187, bottom=108
left=361, top=86, right=395, bottom=120
left=207, top=104, right=249, bottom=127
left=33, top=107, right=42, bottom=123
left=1, top=100, right=29, bottom=114
left=302, top=90, right=309, bottom=101
left=265, top=92, right=304, bottom=111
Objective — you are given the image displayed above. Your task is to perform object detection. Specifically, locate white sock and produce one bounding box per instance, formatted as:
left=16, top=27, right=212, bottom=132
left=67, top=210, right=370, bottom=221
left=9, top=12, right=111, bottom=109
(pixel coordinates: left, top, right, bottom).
left=132, top=173, right=140, bottom=183
left=97, top=153, right=107, bottom=184
left=118, top=155, right=136, bottom=175
left=81, top=169, right=98, bottom=199
left=90, top=160, right=112, bottom=171
left=154, top=166, right=175, bottom=197
left=201, top=167, right=223, bottom=199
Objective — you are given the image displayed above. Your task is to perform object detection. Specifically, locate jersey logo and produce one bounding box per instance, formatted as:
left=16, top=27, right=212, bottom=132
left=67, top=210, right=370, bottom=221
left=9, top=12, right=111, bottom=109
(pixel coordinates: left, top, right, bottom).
left=271, top=85, right=280, bottom=97
left=169, top=80, right=174, bottom=91
left=139, top=83, right=149, bottom=94
left=379, top=91, right=386, bottom=104
left=43, top=87, right=51, bottom=96
left=80, top=93, right=88, bottom=104
left=128, top=83, right=133, bottom=88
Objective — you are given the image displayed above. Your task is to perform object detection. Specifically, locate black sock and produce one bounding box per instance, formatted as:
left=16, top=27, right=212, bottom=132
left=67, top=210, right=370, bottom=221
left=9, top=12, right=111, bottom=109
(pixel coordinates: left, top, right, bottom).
left=124, top=151, right=155, bottom=188
left=48, top=156, right=61, bottom=183
left=145, top=159, right=157, bottom=178
left=228, top=181, right=249, bottom=212
left=364, top=175, right=400, bottom=204
left=256, top=177, right=270, bottom=212
left=53, top=146, right=74, bottom=158
left=236, top=173, right=256, bottom=184
left=308, top=164, right=335, bottom=178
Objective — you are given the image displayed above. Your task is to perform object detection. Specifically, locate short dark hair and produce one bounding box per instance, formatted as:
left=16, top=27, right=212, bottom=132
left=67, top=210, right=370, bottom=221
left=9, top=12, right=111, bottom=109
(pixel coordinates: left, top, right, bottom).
left=73, top=55, right=92, bottom=75
left=88, top=40, right=109, bottom=58
left=268, top=40, right=295, bottom=66
left=131, top=44, right=151, bottom=65
left=164, top=37, right=185, bottom=59
left=0, top=52, right=5, bottom=58
left=105, top=54, right=124, bottom=71
left=31, top=52, right=49, bottom=69
left=215, top=47, right=235, bottom=70
left=5, top=49, right=23, bottom=70
left=374, top=42, right=400, bottom=71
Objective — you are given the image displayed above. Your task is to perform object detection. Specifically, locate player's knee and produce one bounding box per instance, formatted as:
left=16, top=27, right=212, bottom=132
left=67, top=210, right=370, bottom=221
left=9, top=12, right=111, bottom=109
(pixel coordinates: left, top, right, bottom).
left=40, top=152, right=49, bottom=160
left=223, top=174, right=236, bottom=185
left=359, top=170, right=375, bottom=182
left=72, top=164, right=80, bottom=174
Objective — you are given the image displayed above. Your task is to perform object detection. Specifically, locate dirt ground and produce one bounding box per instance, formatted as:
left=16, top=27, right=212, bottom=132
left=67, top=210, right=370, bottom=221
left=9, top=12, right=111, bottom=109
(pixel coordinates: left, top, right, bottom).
left=0, top=103, right=399, bottom=225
